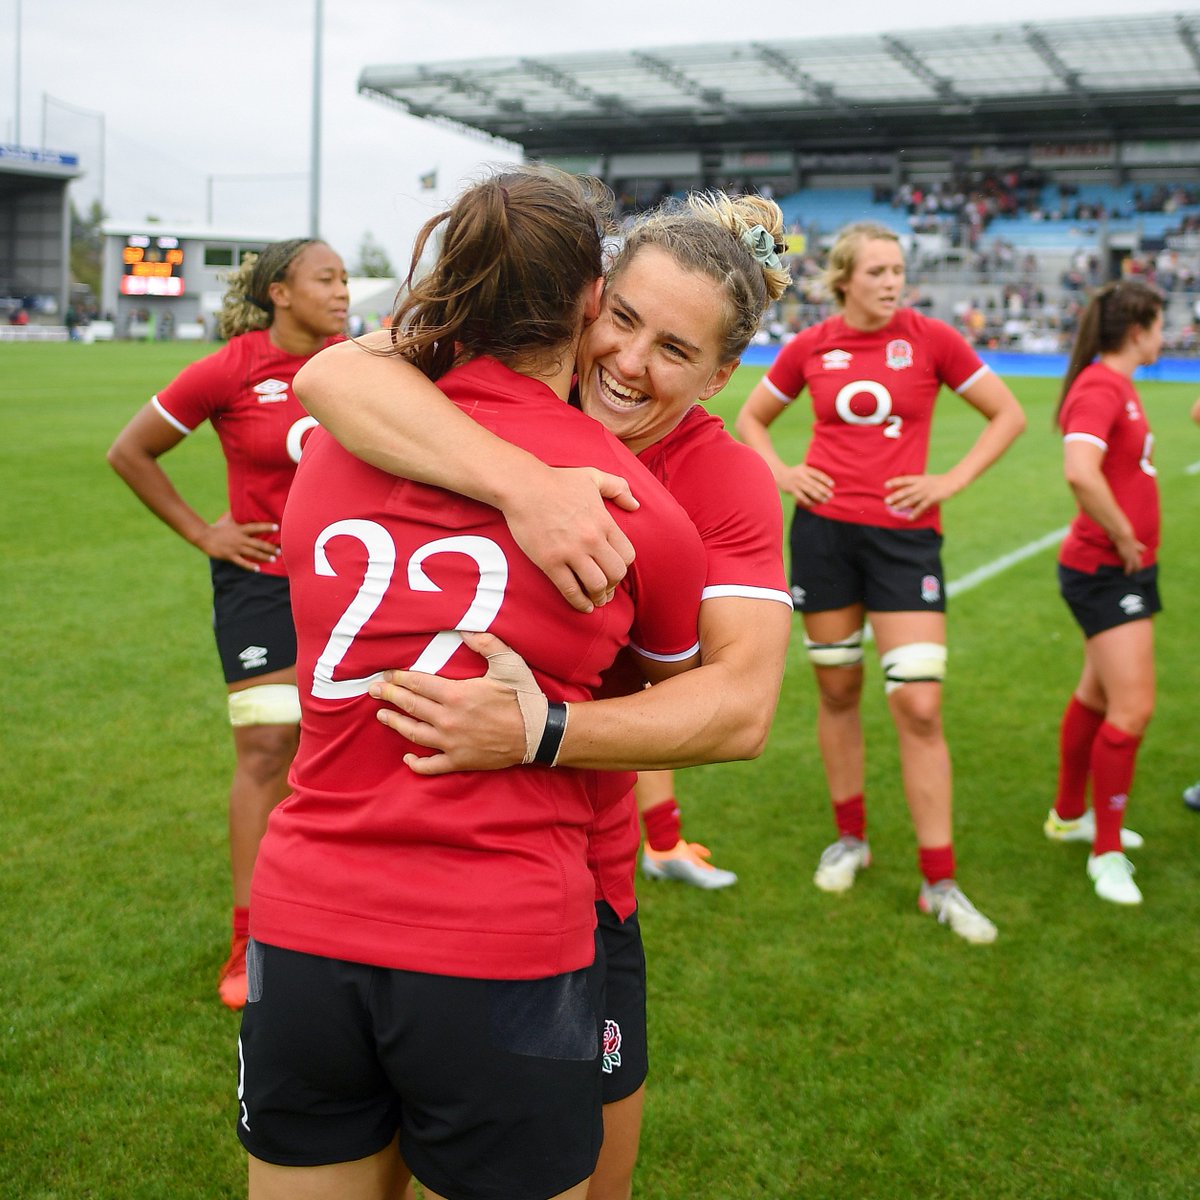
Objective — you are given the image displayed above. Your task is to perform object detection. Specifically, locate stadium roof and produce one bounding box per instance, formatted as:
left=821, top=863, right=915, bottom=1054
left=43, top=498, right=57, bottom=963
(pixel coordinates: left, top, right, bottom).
left=359, top=12, right=1200, bottom=155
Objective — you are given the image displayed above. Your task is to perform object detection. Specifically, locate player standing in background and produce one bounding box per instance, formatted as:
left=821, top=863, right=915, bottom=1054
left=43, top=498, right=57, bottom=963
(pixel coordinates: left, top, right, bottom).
left=1180, top=397, right=1200, bottom=813
left=294, top=189, right=794, bottom=1200
left=736, top=221, right=1025, bottom=944
left=1044, top=280, right=1166, bottom=904
left=240, top=166, right=710, bottom=1200
left=106, top=239, right=348, bottom=1009
left=636, top=769, right=738, bottom=889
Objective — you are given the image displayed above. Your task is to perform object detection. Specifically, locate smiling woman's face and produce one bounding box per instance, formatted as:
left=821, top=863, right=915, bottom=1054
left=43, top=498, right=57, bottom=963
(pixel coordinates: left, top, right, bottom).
left=575, top=246, right=735, bottom=455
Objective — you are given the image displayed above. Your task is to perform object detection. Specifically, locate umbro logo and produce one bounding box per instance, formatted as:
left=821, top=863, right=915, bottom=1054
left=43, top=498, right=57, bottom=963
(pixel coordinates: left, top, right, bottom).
left=1118, top=594, right=1144, bottom=616
left=822, top=349, right=852, bottom=371
left=239, top=645, right=269, bottom=669
left=254, top=378, right=289, bottom=403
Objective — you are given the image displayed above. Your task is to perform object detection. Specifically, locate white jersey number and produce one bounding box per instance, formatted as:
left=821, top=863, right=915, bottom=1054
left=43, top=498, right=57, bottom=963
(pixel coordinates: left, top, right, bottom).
left=285, top=416, right=321, bottom=464
left=1139, top=432, right=1157, bottom=478
left=310, top=522, right=508, bottom=699
left=834, top=380, right=903, bottom=439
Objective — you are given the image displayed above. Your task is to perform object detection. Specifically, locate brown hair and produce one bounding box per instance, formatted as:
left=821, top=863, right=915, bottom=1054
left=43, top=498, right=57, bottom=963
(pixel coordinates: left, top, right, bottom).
left=1056, top=279, right=1164, bottom=423
left=388, top=165, right=612, bottom=380
left=217, top=238, right=320, bottom=340
left=609, top=191, right=790, bottom=363
left=820, top=221, right=901, bottom=309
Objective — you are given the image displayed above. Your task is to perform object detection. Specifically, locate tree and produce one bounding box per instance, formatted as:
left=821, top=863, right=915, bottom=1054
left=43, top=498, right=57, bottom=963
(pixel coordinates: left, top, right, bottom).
left=70, top=198, right=106, bottom=299
left=353, top=231, right=395, bottom=278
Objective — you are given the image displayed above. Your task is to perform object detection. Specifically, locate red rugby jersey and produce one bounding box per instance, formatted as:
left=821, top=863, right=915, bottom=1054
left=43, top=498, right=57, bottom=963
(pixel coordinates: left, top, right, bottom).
left=588, top=404, right=793, bottom=918
left=1058, top=361, right=1160, bottom=573
left=763, top=309, right=988, bottom=532
left=251, top=357, right=705, bottom=980
left=152, top=328, right=337, bottom=577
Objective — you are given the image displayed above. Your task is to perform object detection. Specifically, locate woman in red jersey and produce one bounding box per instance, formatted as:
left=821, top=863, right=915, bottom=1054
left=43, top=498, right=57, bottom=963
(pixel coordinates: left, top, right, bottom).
left=293, top=190, right=795, bottom=1200
left=1042, top=279, right=1165, bottom=905
left=107, top=239, right=348, bottom=1009
left=239, top=167, right=714, bottom=1200
left=1180, top=399, right=1200, bottom=813
left=736, top=221, right=1025, bottom=944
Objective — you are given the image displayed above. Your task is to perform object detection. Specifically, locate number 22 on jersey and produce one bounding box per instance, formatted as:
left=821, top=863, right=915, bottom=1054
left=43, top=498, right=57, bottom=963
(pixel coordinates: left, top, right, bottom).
left=309, top=519, right=509, bottom=700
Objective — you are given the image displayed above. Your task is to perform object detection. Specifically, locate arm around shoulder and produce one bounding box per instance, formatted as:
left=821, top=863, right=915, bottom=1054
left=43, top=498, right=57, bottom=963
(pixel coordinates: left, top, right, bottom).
left=294, top=337, right=638, bottom=611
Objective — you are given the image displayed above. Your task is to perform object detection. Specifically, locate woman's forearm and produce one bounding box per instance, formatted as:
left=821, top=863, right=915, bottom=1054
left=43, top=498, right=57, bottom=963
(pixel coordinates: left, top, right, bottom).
left=295, top=337, right=549, bottom=508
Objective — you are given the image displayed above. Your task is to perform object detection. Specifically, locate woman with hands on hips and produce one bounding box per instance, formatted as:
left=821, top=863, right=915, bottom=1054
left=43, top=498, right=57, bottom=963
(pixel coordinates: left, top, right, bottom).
left=735, top=220, right=1025, bottom=944
left=106, top=238, right=348, bottom=1009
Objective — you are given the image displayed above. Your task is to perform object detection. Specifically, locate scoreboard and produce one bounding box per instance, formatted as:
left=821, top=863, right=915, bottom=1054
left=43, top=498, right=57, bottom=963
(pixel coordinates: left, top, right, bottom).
left=120, top=234, right=185, bottom=296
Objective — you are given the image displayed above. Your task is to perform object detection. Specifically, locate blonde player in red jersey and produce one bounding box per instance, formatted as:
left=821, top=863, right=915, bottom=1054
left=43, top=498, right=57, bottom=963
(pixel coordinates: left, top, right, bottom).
left=107, top=239, right=348, bottom=1008
left=294, top=190, right=794, bottom=1200
left=1043, top=279, right=1166, bottom=904
left=736, top=221, right=1025, bottom=944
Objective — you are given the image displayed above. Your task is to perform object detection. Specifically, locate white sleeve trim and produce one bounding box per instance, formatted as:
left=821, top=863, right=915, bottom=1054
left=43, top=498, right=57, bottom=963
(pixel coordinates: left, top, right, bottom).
left=762, top=376, right=796, bottom=405
left=702, top=584, right=794, bottom=610
left=954, top=364, right=991, bottom=394
left=151, top=395, right=194, bottom=435
left=628, top=637, right=701, bottom=663
left=1063, top=432, right=1108, bottom=451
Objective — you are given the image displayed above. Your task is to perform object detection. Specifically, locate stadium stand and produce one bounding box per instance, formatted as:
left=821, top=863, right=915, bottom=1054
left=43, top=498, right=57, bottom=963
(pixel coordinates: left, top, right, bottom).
left=358, top=13, right=1200, bottom=355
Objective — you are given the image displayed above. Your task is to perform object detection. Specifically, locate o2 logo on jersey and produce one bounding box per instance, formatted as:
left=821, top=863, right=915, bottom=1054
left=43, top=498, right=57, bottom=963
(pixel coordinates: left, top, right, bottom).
left=309, top=520, right=509, bottom=699
left=834, top=380, right=903, bottom=439
left=285, top=416, right=321, bottom=464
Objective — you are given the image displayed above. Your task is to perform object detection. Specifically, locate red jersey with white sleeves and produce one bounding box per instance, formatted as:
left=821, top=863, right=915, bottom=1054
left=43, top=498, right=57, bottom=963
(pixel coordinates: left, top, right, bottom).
left=251, top=356, right=705, bottom=980
left=763, top=309, right=989, bottom=532
left=151, top=328, right=336, bottom=577
left=1058, top=361, right=1159, bottom=573
left=588, top=404, right=793, bottom=918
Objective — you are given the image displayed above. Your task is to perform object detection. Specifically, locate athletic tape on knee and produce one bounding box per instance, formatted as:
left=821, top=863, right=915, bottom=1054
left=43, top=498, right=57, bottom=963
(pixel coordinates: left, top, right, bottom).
left=880, top=642, right=947, bottom=695
left=804, top=628, right=865, bottom=668
left=228, top=684, right=301, bottom=727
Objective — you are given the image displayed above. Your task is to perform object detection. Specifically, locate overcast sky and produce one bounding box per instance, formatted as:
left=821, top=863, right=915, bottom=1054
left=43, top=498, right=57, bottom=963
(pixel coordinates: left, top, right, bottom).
left=2, top=0, right=1189, bottom=273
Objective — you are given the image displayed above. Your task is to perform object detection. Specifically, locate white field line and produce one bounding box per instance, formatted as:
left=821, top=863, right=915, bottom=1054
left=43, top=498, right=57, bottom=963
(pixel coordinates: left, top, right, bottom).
left=945, top=526, right=1069, bottom=598
left=1185, top=459, right=1200, bottom=476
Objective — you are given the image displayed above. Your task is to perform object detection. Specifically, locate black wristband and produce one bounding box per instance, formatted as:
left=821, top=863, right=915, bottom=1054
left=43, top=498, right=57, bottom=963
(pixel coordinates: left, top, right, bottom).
left=533, top=701, right=569, bottom=766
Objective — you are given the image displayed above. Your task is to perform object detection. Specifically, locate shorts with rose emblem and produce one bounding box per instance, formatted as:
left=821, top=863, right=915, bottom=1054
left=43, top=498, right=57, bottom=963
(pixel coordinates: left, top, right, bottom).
left=789, top=508, right=946, bottom=614
left=596, top=901, right=649, bottom=1104
left=237, top=938, right=604, bottom=1199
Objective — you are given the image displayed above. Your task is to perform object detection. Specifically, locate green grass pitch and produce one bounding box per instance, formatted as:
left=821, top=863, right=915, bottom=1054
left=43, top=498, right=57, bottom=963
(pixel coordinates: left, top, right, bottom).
left=2, top=342, right=1199, bottom=1199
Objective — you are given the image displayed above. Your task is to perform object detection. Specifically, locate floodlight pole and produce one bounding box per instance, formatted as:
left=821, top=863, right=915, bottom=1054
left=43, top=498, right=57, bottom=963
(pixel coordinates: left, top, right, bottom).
left=14, top=0, right=21, bottom=144
left=309, top=0, right=323, bottom=238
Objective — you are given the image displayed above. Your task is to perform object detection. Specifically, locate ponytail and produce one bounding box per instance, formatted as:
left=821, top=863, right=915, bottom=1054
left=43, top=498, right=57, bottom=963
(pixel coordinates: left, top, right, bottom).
left=388, top=165, right=612, bottom=381
left=1056, top=279, right=1163, bottom=425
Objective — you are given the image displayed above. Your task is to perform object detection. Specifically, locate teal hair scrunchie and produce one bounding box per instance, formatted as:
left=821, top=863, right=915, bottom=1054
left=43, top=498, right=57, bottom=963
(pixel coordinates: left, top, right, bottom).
left=740, top=224, right=783, bottom=271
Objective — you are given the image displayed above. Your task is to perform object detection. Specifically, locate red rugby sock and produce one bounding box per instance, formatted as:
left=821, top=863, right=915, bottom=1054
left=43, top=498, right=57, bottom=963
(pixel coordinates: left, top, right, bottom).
left=833, top=793, right=866, bottom=842
left=1055, top=695, right=1105, bottom=820
left=641, top=797, right=682, bottom=851
left=1090, top=722, right=1141, bottom=856
left=919, top=844, right=956, bottom=886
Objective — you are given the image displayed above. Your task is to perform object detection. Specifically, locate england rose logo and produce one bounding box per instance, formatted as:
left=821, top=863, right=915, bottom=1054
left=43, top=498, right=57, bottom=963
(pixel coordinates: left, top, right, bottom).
left=601, top=1019, right=622, bottom=1074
